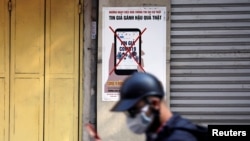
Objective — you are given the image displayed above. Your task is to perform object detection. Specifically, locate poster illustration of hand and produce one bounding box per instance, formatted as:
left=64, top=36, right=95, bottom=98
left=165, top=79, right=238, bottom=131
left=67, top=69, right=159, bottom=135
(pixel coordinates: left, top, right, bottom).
left=102, top=7, right=167, bottom=101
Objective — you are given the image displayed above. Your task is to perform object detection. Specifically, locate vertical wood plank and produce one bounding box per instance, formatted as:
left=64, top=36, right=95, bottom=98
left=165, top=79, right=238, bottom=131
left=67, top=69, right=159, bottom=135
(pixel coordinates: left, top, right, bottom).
left=0, top=0, right=9, bottom=141
left=45, top=0, right=80, bottom=141
left=10, top=0, right=44, bottom=141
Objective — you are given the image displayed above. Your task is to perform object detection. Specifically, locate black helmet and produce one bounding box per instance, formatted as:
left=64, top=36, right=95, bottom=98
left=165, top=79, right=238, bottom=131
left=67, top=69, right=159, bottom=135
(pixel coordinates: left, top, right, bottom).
left=111, top=72, right=165, bottom=111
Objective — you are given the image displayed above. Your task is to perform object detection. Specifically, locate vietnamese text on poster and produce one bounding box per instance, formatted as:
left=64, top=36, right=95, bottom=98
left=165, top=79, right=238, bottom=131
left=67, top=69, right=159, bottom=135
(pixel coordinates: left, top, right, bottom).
left=102, top=7, right=167, bottom=101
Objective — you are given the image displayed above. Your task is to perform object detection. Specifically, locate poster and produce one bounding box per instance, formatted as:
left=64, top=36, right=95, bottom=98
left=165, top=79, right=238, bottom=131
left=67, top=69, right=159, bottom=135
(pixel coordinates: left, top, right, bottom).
left=102, top=7, right=167, bottom=101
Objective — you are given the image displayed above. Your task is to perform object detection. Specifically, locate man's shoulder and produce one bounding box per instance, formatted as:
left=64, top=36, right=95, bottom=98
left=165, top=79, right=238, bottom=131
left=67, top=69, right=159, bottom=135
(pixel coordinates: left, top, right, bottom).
left=159, top=113, right=208, bottom=141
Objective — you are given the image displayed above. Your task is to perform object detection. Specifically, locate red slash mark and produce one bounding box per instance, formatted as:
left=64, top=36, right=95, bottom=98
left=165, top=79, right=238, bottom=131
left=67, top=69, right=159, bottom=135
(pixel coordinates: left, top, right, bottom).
left=109, top=26, right=146, bottom=75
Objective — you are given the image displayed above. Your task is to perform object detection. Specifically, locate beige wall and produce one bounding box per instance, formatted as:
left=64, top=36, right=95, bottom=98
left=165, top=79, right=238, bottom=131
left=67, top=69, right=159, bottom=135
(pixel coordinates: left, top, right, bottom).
left=97, top=0, right=171, bottom=141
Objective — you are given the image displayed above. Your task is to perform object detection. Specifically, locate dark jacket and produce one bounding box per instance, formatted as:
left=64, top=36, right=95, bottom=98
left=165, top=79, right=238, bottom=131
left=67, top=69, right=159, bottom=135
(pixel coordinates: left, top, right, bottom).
left=146, top=113, right=207, bottom=141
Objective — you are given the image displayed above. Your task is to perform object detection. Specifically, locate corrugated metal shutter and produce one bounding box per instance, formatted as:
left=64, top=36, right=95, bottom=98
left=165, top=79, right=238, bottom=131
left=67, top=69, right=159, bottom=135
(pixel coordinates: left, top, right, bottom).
left=170, top=0, right=250, bottom=125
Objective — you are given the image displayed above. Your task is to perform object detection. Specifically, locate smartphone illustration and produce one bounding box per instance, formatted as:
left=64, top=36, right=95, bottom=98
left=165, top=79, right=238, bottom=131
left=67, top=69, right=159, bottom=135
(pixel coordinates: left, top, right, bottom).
left=114, top=28, right=141, bottom=75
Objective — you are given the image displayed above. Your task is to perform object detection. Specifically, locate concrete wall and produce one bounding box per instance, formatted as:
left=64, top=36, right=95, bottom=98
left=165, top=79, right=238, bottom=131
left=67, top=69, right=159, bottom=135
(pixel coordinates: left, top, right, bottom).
left=83, top=0, right=98, bottom=141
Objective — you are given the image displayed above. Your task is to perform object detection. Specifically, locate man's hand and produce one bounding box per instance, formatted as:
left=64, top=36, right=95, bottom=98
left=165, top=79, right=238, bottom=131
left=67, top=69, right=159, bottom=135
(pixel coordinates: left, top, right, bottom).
left=85, top=123, right=102, bottom=141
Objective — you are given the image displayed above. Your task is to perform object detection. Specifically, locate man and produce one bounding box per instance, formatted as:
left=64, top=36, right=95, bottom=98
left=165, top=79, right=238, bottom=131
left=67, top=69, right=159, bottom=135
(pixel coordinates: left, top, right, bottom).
left=111, top=72, right=208, bottom=141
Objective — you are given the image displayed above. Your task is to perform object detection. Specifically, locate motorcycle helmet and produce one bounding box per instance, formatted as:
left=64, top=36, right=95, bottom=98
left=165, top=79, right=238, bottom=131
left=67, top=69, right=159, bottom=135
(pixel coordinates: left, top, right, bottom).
left=111, top=72, right=165, bottom=111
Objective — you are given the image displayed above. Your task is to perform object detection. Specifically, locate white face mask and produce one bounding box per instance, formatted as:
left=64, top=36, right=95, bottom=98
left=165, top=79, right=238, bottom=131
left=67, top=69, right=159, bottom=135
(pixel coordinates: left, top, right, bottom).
left=126, top=105, right=154, bottom=134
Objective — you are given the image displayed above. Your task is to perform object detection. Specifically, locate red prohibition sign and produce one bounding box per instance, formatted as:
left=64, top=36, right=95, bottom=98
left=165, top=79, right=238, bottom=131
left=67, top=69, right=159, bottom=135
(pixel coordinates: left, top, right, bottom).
left=109, top=26, right=146, bottom=75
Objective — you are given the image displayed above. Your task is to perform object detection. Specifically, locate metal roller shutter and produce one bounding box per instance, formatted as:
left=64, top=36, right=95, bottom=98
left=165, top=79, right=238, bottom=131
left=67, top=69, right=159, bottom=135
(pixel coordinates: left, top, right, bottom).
left=170, top=0, right=250, bottom=125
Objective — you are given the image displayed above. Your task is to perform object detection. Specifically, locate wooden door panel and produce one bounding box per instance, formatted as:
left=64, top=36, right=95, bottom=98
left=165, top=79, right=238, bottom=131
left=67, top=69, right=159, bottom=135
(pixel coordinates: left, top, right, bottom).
left=49, top=0, right=77, bottom=74
left=10, top=0, right=44, bottom=141
left=46, top=79, right=77, bottom=141
left=45, top=0, right=79, bottom=141
left=2, top=0, right=81, bottom=140
left=11, top=78, right=43, bottom=141
left=14, top=0, right=44, bottom=73
left=0, top=79, right=7, bottom=141
left=0, top=0, right=6, bottom=74
left=0, top=0, right=9, bottom=141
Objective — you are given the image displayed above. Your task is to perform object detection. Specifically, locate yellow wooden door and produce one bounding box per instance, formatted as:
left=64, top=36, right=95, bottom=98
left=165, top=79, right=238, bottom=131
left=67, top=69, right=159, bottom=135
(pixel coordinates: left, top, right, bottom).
left=10, top=0, right=45, bottom=141
left=44, top=0, right=81, bottom=141
left=6, top=0, right=82, bottom=141
left=0, top=0, right=10, bottom=141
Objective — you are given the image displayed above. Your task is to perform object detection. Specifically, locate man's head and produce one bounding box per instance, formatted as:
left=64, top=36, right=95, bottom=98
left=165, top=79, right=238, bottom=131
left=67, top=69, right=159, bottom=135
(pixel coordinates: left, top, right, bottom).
left=111, top=72, right=165, bottom=112
left=111, top=72, right=166, bottom=134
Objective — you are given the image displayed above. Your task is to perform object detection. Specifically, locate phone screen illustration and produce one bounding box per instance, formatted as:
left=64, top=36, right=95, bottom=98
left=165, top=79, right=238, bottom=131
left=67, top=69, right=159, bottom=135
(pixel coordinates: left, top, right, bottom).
left=114, top=28, right=141, bottom=75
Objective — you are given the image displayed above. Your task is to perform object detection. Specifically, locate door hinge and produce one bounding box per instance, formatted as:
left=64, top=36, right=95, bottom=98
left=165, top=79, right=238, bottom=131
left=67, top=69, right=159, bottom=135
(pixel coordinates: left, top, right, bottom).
left=8, top=1, right=12, bottom=12
left=78, top=3, right=82, bottom=14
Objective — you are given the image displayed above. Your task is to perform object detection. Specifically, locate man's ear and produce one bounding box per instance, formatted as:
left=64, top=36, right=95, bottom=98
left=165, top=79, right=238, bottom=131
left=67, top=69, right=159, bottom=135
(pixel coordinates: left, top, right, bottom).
left=149, top=97, right=161, bottom=110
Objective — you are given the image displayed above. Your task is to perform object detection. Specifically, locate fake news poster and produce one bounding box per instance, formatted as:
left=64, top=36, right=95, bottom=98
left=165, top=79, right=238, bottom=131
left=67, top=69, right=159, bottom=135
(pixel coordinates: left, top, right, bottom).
left=102, top=7, right=167, bottom=101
